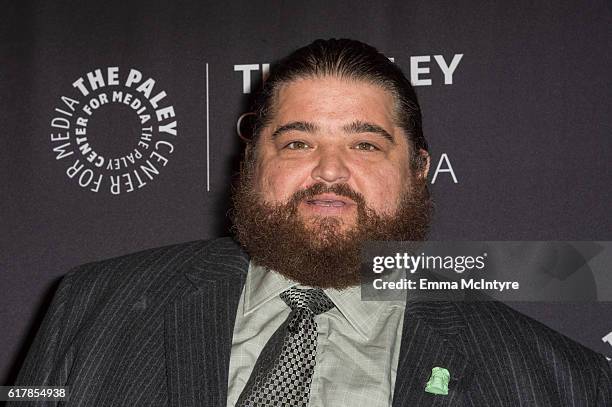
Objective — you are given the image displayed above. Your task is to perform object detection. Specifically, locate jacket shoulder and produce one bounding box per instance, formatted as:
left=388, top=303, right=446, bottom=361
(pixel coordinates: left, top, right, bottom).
left=60, top=237, right=243, bottom=306
left=69, top=236, right=242, bottom=280
left=68, top=239, right=208, bottom=282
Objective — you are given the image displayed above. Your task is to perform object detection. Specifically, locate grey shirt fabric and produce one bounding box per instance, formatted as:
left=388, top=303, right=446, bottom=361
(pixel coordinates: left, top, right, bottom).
left=226, top=261, right=406, bottom=407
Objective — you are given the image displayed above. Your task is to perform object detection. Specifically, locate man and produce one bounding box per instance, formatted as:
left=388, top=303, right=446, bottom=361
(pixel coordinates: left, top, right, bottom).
left=12, top=39, right=611, bottom=406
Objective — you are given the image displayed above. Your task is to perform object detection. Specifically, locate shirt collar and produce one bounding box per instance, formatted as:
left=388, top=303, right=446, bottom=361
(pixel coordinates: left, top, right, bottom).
left=244, top=261, right=298, bottom=314
left=243, top=261, right=405, bottom=341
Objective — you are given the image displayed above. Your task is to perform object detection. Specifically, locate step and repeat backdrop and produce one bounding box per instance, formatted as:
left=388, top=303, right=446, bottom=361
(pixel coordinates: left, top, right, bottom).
left=1, top=0, right=611, bottom=384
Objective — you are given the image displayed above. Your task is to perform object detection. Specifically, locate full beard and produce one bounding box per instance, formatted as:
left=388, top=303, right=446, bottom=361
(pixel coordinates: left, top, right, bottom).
left=231, top=166, right=433, bottom=289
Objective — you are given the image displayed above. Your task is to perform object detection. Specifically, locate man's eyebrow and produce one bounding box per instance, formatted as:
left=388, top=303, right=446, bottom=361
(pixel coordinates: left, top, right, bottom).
left=342, top=121, right=396, bottom=144
left=271, top=121, right=318, bottom=140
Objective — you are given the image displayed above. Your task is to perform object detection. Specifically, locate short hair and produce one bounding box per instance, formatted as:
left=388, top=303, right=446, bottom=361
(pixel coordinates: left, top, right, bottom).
left=249, top=38, right=428, bottom=170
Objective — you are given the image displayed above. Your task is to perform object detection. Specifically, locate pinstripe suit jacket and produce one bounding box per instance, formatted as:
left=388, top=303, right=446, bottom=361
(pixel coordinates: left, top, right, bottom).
left=12, top=237, right=612, bottom=406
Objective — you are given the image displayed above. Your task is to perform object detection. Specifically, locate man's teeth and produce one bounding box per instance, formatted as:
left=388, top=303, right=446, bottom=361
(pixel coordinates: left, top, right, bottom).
left=308, top=200, right=345, bottom=207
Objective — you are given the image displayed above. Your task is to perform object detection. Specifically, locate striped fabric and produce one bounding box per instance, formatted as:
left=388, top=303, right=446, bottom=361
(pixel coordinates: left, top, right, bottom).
left=10, top=237, right=611, bottom=406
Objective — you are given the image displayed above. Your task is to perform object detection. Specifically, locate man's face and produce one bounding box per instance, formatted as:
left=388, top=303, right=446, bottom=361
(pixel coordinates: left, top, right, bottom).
left=233, top=75, right=432, bottom=289
left=252, top=77, right=416, bottom=235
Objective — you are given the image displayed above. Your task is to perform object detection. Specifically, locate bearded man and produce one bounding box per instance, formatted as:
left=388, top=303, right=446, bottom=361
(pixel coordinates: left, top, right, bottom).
left=12, top=39, right=611, bottom=406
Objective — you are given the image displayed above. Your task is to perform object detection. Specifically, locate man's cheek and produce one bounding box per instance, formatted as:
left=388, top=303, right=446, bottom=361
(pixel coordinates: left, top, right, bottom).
left=259, top=164, right=291, bottom=192
left=256, top=173, right=285, bottom=202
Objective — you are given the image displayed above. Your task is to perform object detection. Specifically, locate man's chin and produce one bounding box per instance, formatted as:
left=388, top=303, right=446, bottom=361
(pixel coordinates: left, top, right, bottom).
left=300, top=216, right=357, bottom=244
left=299, top=208, right=357, bottom=228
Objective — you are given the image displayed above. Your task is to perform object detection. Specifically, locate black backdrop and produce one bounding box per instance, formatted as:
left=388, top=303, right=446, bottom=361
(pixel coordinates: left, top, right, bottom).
left=2, top=0, right=611, bottom=385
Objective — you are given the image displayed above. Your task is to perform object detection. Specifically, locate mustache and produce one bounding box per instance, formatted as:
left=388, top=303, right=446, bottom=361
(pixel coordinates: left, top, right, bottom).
left=288, top=183, right=367, bottom=208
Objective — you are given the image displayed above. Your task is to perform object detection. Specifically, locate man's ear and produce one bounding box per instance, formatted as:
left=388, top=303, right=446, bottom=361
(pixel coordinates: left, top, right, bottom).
left=241, top=143, right=255, bottom=175
left=244, top=143, right=253, bottom=163
left=417, top=149, right=430, bottom=179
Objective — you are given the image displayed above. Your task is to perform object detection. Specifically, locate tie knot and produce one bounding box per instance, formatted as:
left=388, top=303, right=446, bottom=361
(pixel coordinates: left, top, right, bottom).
left=280, top=287, right=335, bottom=315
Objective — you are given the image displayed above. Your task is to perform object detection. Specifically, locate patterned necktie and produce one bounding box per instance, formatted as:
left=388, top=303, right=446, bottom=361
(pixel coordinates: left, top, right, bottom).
left=236, top=287, right=335, bottom=407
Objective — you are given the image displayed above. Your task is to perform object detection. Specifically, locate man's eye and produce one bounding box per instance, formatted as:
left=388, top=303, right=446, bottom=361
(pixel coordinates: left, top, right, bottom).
left=285, top=141, right=310, bottom=150
left=354, top=142, right=379, bottom=151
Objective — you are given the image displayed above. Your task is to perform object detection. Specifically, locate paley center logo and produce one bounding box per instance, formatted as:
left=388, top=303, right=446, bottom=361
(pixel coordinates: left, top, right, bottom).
left=49, top=67, right=178, bottom=195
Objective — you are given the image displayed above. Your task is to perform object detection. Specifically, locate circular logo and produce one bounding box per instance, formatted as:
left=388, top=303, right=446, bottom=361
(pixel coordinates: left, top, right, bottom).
left=49, top=67, right=178, bottom=195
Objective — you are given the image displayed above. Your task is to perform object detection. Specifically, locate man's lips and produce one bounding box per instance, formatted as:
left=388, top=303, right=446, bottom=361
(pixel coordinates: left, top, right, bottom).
left=307, top=200, right=345, bottom=207
left=304, top=194, right=355, bottom=208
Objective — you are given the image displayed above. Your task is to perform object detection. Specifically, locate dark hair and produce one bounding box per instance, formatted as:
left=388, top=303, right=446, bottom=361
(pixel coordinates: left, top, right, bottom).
left=249, top=38, right=428, bottom=169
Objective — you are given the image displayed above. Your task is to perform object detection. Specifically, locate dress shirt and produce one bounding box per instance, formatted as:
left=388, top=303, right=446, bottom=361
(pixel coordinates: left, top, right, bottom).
left=226, top=261, right=406, bottom=407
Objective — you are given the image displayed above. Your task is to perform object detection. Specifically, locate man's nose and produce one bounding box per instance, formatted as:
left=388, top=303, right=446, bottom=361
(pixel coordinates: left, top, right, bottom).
left=311, top=147, right=350, bottom=184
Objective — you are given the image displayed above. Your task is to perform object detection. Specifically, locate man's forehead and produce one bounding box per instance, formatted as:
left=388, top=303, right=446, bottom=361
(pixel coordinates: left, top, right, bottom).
left=270, top=76, right=398, bottom=129
left=274, top=75, right=394, bottom=102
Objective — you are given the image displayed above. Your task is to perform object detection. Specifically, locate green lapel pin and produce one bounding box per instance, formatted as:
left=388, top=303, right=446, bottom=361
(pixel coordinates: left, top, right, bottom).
left=425, top=367, right=450, bottom=395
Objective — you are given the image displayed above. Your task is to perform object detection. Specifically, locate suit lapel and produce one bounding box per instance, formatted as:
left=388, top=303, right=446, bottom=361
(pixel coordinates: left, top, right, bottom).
left=392, top=300, right=475, bottom=406
left=165, top=239, right=249, bottom=407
